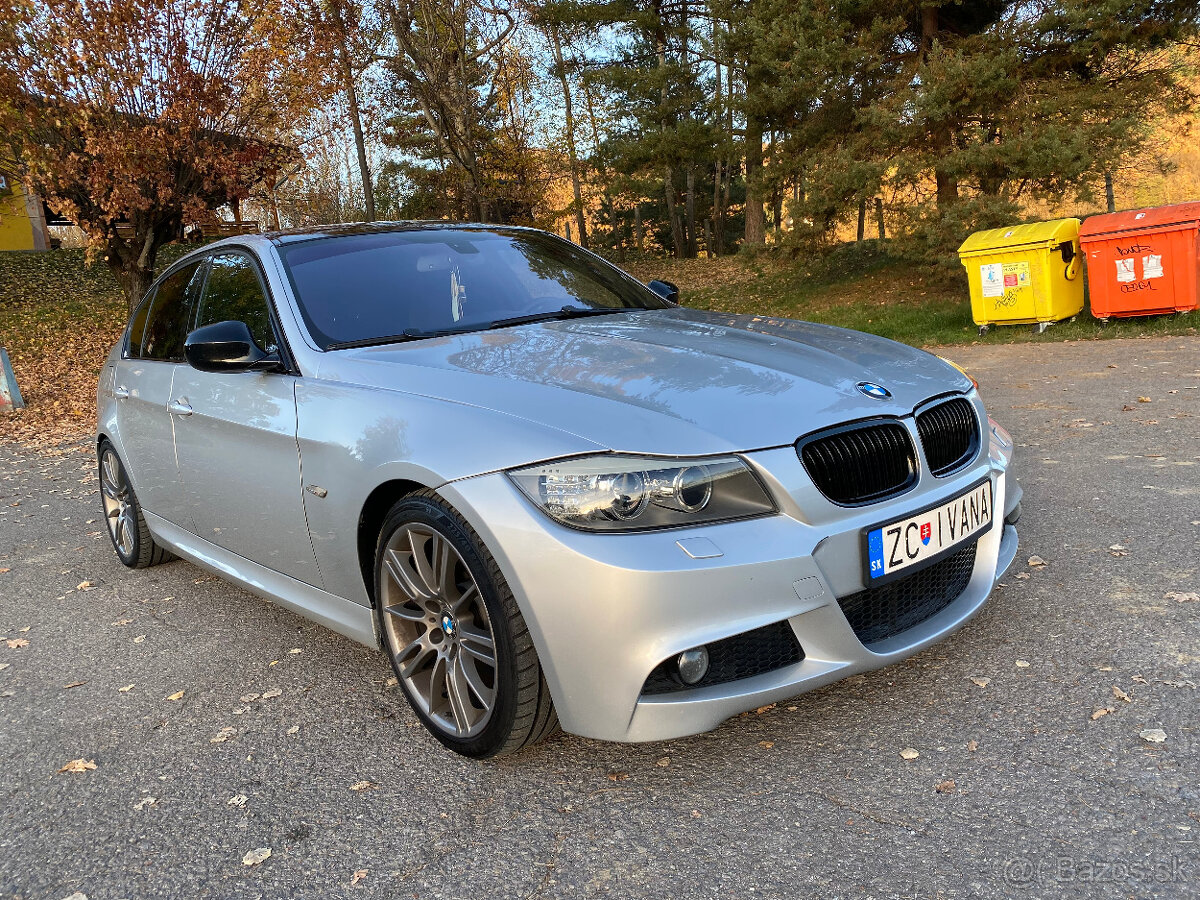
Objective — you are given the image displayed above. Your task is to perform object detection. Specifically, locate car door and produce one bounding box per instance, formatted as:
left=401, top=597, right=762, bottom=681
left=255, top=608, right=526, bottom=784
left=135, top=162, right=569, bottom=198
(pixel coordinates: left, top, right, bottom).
left=170, top=249, right=323, bottom=588
left=112, top=259, right=206, bottom=525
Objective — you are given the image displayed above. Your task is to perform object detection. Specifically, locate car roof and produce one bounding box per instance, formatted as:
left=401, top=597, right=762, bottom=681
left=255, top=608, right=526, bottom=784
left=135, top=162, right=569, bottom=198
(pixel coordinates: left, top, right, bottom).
left=263, top=221, right=540, bottom=246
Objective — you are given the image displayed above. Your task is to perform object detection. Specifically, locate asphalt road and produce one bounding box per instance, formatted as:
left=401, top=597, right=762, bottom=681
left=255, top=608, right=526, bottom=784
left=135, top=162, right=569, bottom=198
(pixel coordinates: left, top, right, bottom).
left=1, top=335, right=1198, bottom=900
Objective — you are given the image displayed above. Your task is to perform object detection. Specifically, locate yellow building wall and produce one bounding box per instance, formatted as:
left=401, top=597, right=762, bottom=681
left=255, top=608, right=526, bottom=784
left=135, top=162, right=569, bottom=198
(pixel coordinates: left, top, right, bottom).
left=0, top=173, right=49, bottom=251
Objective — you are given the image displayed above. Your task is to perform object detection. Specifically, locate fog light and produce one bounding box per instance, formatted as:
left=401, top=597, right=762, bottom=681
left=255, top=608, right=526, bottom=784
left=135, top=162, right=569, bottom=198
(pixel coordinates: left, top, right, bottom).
left=677, top=647, right=710, bottom=685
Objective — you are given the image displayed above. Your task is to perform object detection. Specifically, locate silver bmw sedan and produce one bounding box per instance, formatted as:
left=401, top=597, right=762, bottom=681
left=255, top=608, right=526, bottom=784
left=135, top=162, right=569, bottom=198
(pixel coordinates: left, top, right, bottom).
left=96, top=223, right=1020, bottom=758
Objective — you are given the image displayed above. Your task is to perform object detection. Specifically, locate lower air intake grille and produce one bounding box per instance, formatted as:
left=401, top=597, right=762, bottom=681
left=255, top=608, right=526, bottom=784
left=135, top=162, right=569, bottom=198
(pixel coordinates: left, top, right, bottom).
left=799, top=422, right=917, bottom=505
left=916, top=398, right=980, bottom=476
left=838, top=542, right=978, bottom=646
left=641, top=620, right=804, bottom=695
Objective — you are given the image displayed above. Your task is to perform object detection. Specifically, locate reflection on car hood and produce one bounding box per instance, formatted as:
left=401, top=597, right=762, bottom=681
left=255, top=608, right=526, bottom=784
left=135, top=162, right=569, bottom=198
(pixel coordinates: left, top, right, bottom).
left=315, top=308, right=974, bottom=455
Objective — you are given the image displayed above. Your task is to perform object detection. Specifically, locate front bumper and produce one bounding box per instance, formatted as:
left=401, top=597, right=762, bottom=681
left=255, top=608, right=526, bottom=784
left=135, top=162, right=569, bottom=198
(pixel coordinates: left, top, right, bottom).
left=440, top=418, right=1019, bottom=743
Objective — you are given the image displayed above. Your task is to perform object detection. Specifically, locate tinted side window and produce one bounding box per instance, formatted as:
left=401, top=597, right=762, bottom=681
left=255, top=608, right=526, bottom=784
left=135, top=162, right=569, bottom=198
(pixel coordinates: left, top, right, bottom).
left=197, top=253, right=275, bottom=350
left=141, top=261, right=205, bottom=361
left=127, top=291, right=154, bottom=357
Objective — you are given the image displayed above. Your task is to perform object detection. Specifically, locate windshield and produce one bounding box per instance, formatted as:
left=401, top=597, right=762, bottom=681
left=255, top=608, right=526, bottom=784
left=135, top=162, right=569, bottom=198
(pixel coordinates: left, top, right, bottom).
left=277, top=227, right=671, bottom=349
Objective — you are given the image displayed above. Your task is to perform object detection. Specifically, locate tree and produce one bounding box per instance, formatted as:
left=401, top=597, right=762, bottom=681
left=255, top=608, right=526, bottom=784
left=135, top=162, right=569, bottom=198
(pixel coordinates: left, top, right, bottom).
left=327, top=0, right=379, bottom=221
left=379, top=0, right=520, bottom=222
left=0, top=0, right=334, bottom=308
left=741, top=0, right=1199, bottom=261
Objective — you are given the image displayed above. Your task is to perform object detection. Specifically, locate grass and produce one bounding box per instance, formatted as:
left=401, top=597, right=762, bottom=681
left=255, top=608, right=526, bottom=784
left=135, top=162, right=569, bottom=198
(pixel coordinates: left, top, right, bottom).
left=2, top=242, right=1196, bottom=443
left=624, top=245, right=1199, bottom=348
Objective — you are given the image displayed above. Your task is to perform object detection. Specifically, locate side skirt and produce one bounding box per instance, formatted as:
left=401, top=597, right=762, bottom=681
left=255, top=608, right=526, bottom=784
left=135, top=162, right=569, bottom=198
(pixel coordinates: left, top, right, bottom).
left=144, top=510, right=380, bottom=649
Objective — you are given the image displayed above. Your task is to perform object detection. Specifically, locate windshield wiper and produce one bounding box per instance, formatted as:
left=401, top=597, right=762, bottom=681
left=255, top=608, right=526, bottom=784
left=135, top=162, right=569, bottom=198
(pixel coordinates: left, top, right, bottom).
left=325, top=325, right=479, bottom=350
left=486, top=305, right=633, bottom=331
left=325, top=306, right=635, bottom=350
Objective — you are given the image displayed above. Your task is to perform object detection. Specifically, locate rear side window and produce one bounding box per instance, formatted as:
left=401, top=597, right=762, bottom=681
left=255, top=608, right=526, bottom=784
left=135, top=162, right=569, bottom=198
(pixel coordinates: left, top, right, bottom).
left=140, top=261, right=206, bottom=361
left=126, top=292, right=154, bottom=357
left=196, top=253, right=276, bottom=350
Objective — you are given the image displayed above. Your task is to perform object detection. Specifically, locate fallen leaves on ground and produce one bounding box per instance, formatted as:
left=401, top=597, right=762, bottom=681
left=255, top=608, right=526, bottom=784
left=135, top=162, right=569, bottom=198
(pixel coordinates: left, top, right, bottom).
left=165, top=690, right=184, bottom=701
left=1139, top=728, right=1167, bottom=744
left=1015, top=660, right=1030, bottom=668
left=5, top=638, right=30, bottom=649
left=58, top=758, right=97, bottom=774
left=1165, top=591, right=1198, bottom=603
left=228, top=794, right=248, bottom=807
left=1109, top=544, right=1128, bottom=557
left=758, top=740, right=775, bottom=749
left=900, top=748, right=919, bottom=761
left=1137, top=396, right=1152, bottom=403
left=286, top=725, right=299, bottom=735
left=970, top=676, right=991, bottom=687
left=935, top=779, right=956, bottom=793
left=76, top=581, right=94, bottom=591
left=210, top=727, right=236, bottom=744
left=351, top=869, right=368, bottom=886
left=133, top=797, right=156, bottom=810
left=110, top=618, right=133, bottom=626
left=132, top=635, right=146, bottom=644
left=1092, top=707, right=1113, bottom=721
left=62, top=680, right=87, bottom=690
left=242, top=847, right=271, bottom=866
left=118, top=684, right=133, bottom=692
left=966, top=740, right=978, bottom=752
left=261, top=688, right=282, bottom=700
left=1112, top=686, right=1132, bottom=703
left=349, top=780, right=377, bottom=791
left=656, top=757, right=670, bottom=767
left=0, top=567, right=10, bottom=573
left=1027, top=555, right=1047, bottom=568
left=607, top=771, right=629, bottom=781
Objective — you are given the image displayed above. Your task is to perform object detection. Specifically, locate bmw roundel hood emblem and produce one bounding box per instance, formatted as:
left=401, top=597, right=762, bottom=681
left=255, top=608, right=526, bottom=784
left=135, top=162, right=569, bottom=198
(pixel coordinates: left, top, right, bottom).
left=856, top=381, right=892, bottom=400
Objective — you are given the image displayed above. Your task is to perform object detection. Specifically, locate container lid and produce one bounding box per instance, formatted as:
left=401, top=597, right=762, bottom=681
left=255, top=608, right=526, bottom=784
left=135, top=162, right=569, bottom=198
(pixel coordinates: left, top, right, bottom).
left=958, top=218, right=1080, bottom=257
left=1079, top=202, right=1200, bottom=242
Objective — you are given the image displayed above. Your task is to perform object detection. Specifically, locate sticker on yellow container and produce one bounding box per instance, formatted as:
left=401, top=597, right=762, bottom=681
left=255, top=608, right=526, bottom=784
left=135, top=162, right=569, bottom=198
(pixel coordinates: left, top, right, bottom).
left=980, top=263, right=1004, bottom=297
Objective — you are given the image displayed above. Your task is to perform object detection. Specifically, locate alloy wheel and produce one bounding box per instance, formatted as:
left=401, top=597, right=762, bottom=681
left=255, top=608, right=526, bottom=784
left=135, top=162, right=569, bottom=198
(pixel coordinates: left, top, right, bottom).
left=100, top=447, right=136, bottom=559
left=380, top=523, right=499, bottom=738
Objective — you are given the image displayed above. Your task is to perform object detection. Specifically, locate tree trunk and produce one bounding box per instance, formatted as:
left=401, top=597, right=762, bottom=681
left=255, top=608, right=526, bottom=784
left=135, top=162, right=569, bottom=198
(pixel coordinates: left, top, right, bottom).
left=857, top=198, right=867, bottom=241
left=685, top=166, right=697, bottom=258
left=108, top=230, right=163, bottom=312
left=743, top=112, right=765, bottom=247
left=875, top=197, right=886, bottom=241
left=922, top=6, right=958, bottom=210
left=333, top=0, right=374, bottom=222
left=634, top=203, right=643, bottom=251
left=1105, top=172, right=1116, bottom=212
left=664, top=167, right=685, bottom=259
left=548, top=27, right=588, bottom=249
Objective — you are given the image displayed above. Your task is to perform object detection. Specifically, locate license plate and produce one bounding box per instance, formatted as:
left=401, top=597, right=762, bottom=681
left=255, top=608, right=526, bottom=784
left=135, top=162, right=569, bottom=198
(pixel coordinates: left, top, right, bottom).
left=866, top=481, right=993, bottom=580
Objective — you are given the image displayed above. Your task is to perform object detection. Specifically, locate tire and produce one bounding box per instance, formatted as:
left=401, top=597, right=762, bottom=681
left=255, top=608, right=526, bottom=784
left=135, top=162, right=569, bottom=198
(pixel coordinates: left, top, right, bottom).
left=98, top=440, right=173, bottom=569
left=374, top=490, right=558, bottom=758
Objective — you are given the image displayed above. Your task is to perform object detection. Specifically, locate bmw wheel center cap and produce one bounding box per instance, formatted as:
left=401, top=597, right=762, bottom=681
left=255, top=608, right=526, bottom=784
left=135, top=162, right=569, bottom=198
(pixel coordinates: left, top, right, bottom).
left=856, top=381, right=892, bottom=400
left=441, top=614, right=456, bottom=637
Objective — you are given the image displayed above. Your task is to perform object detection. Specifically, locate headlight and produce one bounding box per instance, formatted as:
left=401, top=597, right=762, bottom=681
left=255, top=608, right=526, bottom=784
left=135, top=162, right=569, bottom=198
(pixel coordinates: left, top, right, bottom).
left=507, top=454, right=776, bottom=532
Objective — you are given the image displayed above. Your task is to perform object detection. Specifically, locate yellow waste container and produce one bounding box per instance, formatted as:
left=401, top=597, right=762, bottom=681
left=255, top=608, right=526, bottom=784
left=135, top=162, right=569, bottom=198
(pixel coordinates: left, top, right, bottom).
left=957, top=218, right=1084, bottom=335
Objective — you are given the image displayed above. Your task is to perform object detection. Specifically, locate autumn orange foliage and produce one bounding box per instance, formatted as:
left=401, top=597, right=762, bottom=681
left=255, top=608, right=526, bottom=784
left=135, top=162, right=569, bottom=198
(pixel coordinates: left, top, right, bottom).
left=0, top=0, right=336, bottom=307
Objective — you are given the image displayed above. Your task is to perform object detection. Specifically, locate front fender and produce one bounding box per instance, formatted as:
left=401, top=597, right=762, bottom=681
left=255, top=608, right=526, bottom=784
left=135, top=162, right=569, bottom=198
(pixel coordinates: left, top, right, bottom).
left=295, top=379, right=604, bottom=606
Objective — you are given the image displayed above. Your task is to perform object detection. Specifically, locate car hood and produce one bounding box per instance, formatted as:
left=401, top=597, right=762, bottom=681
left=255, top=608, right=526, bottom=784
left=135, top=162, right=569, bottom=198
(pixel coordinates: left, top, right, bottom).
left=314, top=308, right=974, bottom=456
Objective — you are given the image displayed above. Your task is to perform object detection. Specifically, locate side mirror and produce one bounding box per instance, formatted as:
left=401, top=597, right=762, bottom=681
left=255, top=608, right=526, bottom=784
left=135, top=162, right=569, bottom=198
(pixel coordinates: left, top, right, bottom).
left=185, top=320, right=281, bottom=373
left=647, top=279, right=681, bottom=306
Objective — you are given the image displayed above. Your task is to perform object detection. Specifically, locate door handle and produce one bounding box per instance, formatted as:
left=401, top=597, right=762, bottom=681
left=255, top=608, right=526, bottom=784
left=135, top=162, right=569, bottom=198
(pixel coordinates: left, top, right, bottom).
left=167, top=398, right=193, bottom=416
left=112, top=385, right=129, bottom=400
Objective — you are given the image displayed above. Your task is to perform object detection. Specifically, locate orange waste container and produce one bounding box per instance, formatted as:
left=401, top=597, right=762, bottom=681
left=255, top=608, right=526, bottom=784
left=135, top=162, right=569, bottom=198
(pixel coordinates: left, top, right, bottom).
left=1078, top=202, right=1200, bottom=322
